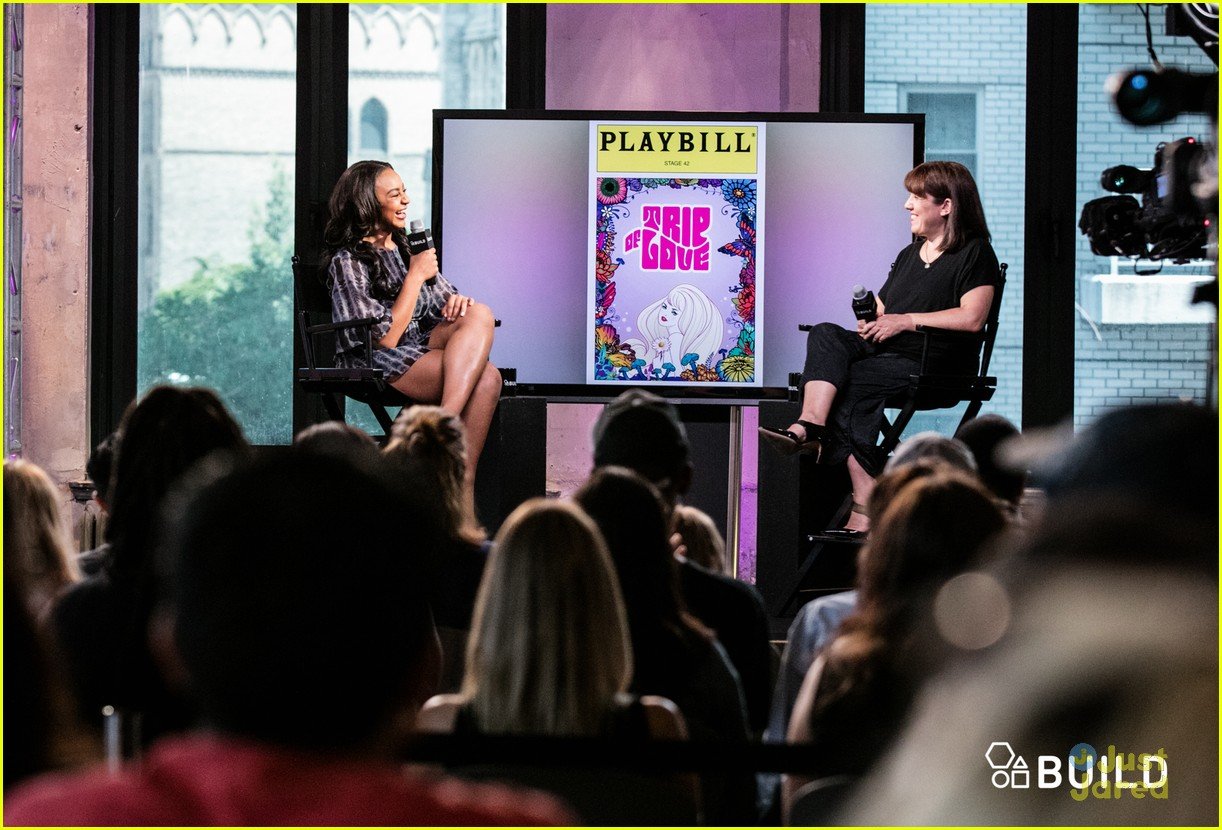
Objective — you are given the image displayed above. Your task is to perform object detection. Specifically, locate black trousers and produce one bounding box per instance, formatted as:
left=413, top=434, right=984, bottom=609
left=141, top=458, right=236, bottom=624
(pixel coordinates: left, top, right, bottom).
left=800, top=323, right=921, bottom=476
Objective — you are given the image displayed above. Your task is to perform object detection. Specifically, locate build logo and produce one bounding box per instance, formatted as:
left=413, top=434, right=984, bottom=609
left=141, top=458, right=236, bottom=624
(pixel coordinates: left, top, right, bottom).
left=986, top=742, right=1169, bottom=801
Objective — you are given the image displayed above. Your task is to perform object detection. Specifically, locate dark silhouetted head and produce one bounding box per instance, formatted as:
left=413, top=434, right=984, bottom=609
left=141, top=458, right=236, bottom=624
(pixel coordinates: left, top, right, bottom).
left=1043, top=403, right=1217, bottom=523
left=591, top=390, right=692, bottom=506
left=157, top=450, right=442, bottom=751
left=106, top=386, right=250, bottom=581
left=955, top=414, right=1026, bottom=505
left=294, top=420, right=380, bottom=464
left=86, top=431, right=119, bottom=508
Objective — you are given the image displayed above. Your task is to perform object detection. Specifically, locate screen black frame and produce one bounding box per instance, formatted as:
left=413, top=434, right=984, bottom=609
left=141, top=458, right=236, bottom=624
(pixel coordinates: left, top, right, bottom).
left=432, top=109, right=925, bottom=402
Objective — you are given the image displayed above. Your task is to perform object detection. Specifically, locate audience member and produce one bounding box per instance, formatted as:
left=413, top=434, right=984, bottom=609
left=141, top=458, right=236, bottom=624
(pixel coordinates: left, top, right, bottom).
left=672, top=504, right=728, bottom=575
left=955, top=413, right=1027, bottom=518
left=4, top=459, right=80, bottom=619
left=782, top=472, right=1007, bottom=821
left=576, top=466, right=755, bottom=824
left=4, top=557, right=95, bottom=793
left=293, top=419, right=381, bottom=463
left=50, top=386, right=250, bottom=748
left=418, top=497, right=700, bottom=823
left=85, top=431, right=118, bottom=508
left=768, top=432, right=981, bottom=747
left=383, top=405, right=489, bottom=691
left=1040, top=401, right=1217, bottom=526
left=883, top=429, right=977, bottom=473
left=845, top=498, right=1216, bottom=825
left=78, top=432, right=119, bottom=576
left=592, top=390, right=773, bottom=736
left=420, top=498, right=684, bottom=739
left=6, top=450, right=571, bottom=826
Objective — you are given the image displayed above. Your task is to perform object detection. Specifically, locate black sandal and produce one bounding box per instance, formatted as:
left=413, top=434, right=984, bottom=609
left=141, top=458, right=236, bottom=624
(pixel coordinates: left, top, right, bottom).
left=842, top=501, right=870, bottom=536
left=758, top=419, right=825, bottom=459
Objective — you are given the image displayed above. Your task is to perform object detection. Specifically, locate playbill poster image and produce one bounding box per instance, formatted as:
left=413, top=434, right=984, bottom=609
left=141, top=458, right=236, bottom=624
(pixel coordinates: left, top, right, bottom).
left=588, top=121, right=765, bottom=386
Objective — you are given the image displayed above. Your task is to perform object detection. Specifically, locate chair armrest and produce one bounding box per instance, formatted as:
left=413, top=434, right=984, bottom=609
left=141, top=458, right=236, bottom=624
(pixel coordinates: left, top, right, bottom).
left=306, top=316, right=380, bottom=335
left=917, top=326, right=984, bottom=342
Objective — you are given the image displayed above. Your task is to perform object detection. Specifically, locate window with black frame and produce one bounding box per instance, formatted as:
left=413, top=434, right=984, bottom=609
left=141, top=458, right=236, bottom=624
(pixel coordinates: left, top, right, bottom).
left=133, top=3, right=507, bottom=445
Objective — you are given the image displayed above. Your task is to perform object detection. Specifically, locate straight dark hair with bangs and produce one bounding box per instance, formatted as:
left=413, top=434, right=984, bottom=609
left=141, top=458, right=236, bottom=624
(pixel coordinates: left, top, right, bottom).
left=904, top=160, right=991, bottom=252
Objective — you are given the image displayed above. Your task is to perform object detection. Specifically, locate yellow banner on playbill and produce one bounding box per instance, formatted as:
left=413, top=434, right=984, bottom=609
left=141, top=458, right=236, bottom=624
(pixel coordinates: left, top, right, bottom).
left=595, top=125, right=759, bottom=175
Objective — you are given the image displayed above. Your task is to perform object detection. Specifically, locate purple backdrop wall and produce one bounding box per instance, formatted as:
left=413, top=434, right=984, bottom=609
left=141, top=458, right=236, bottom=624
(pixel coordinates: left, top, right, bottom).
left=544, top=4, right=823, bottom=584
left=546, top=4, right=820, bottom=113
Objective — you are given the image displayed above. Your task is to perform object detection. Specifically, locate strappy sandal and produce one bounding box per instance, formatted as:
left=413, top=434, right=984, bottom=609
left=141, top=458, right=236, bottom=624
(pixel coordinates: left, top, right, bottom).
left=842, top=501, right=870, bottom=536
left=758, top=419, right=825, bottom=460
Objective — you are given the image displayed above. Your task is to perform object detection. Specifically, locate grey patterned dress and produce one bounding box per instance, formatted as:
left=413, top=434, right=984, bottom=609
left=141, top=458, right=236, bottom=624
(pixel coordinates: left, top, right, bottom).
left=328, top=246, right=458, bottom=379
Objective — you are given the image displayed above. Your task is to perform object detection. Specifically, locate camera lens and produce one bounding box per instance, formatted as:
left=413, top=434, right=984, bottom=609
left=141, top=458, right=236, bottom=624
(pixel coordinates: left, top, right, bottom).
left=1111, top=70, right=1176, bottom=125
left=1109, top=68, right=1219, bottom=127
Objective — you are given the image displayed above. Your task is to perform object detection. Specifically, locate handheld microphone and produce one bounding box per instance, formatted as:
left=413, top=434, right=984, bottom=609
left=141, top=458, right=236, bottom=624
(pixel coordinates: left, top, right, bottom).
left=851, top=285, right=877, bottom=322
left=406, top=219, right=438, bottom=286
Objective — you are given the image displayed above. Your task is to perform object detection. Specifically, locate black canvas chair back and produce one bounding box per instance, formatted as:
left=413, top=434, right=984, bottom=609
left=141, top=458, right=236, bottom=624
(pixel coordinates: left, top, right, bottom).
left=292, top=255, right=412, bottom=436
left=874, top=261, right=1007, bottom=455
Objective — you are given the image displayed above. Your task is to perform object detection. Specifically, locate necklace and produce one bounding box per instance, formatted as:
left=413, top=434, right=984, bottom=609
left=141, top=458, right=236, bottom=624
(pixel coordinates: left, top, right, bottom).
left=920, top=240, right=940, bottom=269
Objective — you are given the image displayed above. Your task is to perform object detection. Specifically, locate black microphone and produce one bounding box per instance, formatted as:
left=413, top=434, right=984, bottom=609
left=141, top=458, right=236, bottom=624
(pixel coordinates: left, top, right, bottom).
left=851, top=284, right=877, bottom=322
left=406, top=219, right=438, bottom=286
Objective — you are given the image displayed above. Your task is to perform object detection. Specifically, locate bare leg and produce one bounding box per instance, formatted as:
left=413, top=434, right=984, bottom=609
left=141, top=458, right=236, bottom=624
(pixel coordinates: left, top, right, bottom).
left=844, top=454, right=875, bottom=531
left=390, top=304, right=500, bottom=487
left=458, top=362, right=502, bottom=483
left=391, top=350, right=444, bottom=401
left=787, top=380, right=838, bottom=440
left=428, top=303, right=496, bottom=415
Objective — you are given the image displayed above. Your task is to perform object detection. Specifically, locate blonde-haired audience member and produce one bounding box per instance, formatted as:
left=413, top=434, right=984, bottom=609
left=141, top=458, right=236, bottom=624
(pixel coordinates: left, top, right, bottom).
left=419, top=498, right=684, bottom=740
left=385, top=405, right=483, bottom=545
left=672, top=504, right=727, bottom=575
left=4, top=460, right=80, bottom=619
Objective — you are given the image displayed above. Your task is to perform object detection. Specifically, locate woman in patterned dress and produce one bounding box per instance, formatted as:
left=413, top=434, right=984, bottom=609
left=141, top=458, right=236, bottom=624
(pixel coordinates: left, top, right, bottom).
left=322, top=160, right=500, bottom=486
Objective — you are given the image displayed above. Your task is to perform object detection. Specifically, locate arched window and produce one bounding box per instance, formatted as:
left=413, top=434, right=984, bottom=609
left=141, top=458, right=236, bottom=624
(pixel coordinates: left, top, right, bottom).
left=359, top=98, right=388, bottom=154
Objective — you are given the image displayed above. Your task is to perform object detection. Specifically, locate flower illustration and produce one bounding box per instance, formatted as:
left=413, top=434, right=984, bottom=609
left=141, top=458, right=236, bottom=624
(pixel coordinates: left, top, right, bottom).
left=721, top=179, right=756, bottom=213
left=734, top=323, right=755, bottom=356
left=734, top=283, right=755, bottom=323
left=698, top=178, right=723, bottom=188
left=596, top=250, right=620, bottom=283
left=595, top=323, right=619, bottom=350
left=681, top=364, right=721, bottom=382
left=717, top=354, right=755, bottom=382
left=626, top=178, right=643, bottom=191
left=599, top=282, right=616, bottom=312
left=597, top=177, right=628, bottom=205
left=608, top=346, right=636, bottom=368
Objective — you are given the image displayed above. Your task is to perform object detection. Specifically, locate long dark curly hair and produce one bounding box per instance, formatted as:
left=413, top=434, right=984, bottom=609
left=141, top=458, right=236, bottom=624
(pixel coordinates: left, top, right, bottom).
left=320, top=160, right=409, bottom=301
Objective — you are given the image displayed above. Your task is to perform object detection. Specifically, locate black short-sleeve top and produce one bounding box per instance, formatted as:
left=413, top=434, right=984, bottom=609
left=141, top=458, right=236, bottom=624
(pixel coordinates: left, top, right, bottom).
left=877, top=237, right=1000, bottom=372
left=328, top=245, right=457, bottom=378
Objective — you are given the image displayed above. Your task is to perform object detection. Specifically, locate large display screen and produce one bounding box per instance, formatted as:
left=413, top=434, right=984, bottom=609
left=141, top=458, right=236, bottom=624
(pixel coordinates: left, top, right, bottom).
left=433, top=110, right=922, bottom=400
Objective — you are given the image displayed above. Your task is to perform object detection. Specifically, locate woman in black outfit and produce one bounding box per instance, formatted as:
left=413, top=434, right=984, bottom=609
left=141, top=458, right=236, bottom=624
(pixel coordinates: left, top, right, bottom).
left=760, top=161, right=999, bottom=532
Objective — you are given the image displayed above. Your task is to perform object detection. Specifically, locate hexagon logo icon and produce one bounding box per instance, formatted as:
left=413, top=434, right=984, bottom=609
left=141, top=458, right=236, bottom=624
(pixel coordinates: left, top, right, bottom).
left=986, top=741, right=1016, bottom=769
left=986, top=741, right=1021, bottom=789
